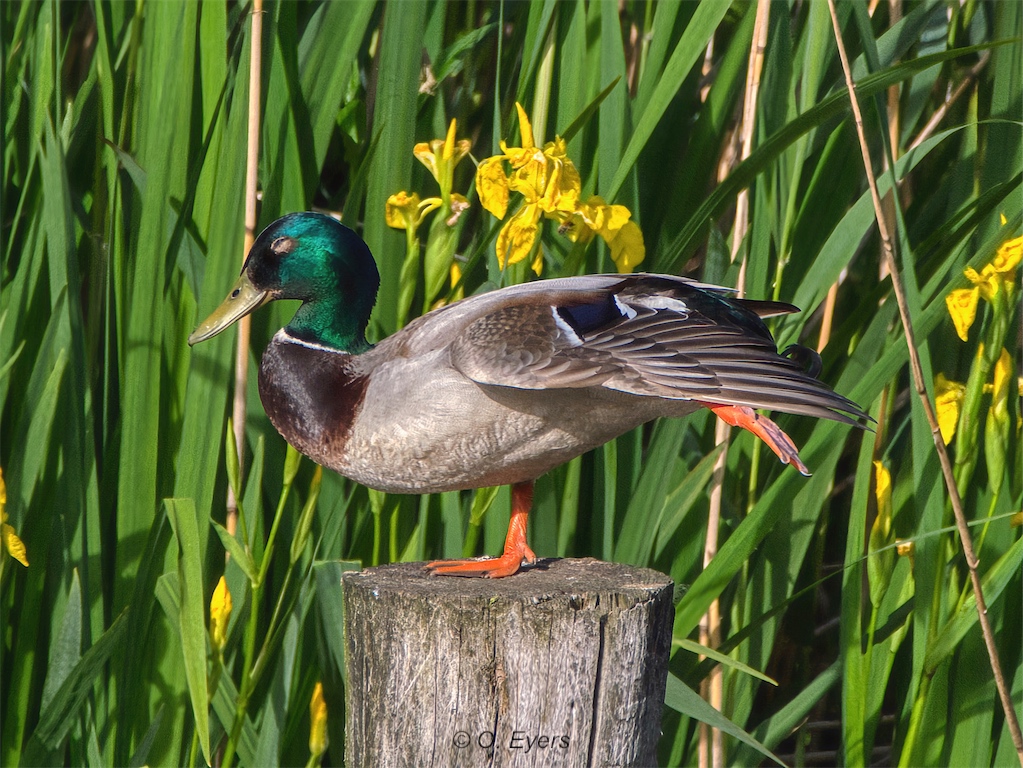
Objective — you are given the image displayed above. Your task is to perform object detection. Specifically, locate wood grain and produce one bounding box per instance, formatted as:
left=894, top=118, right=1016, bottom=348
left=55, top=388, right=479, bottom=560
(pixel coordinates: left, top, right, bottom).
left=343, top=558, right=674, bottom=767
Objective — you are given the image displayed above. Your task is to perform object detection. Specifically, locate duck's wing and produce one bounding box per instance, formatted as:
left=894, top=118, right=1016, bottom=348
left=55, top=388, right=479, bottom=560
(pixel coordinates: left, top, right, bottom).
left=449, top=274, right=867, bottom=424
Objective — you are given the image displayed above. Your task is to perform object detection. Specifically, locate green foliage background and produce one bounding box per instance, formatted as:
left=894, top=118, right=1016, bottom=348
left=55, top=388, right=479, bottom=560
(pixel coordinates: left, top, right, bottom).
left=2, top=1, right=1020, bottom=765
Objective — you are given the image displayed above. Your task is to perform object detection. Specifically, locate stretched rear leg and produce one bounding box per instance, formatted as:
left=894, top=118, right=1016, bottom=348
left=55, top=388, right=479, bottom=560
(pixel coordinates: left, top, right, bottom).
left=701, top=402, right=811, bottom=476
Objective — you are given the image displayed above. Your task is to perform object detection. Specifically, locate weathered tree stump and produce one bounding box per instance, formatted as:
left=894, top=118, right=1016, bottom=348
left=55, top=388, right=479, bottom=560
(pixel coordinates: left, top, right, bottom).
left=342, top=557, right=674, bottom=767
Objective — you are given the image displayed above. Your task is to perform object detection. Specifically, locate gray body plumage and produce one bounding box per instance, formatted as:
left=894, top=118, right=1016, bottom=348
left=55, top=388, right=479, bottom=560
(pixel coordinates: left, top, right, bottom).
left=257, top=273, right=864, bottom=494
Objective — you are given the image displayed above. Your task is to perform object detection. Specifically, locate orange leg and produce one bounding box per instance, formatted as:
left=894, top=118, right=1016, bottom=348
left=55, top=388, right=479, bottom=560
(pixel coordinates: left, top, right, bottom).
left=426, top=481, right=538, bottom=578
left=701, top=402, right=811, bottom=476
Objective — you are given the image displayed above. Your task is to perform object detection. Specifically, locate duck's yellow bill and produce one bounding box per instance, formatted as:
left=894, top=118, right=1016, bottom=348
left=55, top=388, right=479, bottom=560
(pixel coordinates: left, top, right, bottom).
left=188, top=273, right=270, bottom=345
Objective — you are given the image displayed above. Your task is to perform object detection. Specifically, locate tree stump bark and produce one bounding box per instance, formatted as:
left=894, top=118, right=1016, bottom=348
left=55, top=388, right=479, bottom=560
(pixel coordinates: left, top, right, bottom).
left=342, top=557, right=674, bottom=767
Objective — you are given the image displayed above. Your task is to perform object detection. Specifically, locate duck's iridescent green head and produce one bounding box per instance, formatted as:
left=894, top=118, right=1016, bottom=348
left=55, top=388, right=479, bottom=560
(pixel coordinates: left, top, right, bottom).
left=188, top=213, right=379, bottom=352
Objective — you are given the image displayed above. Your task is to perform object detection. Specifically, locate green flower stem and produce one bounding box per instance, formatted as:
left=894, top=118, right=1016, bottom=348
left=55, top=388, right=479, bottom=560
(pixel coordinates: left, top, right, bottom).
left=368, top=488, right=385, bottom=567
left=462, top=486, right=499, bottom=558
left=422, top=209, right=458, bottom=312
left=898, top=671, right=933, bottom=768
left=248, top=561, right=300, bottom=688
left=954, top=287, right=1011, bottom=496
left=746, top=438, right=762, bottom=516
left=221, top=583, right=259, bottom=768
left=389, top=506, right=399, bottom=564
left=960, top=491, right=1001, bottom=612
left=863, top=600, right=880, bottom=718
left=900, top=527, right=948, bottom=767
left=560, top=239, right=590, bottom=276
left=372, top=508, right=382, bottom=567
left=256, top=472, right=296, bottom=588
left=225, top=419, right=251, bottom=549
left=953, top=342, right=991, bottom=495
left=223, top=449, right=300, bottom=768
left=461, top=520, right=482, bottom=559
left=188, top=727, right=199, bottom=768
left=396, top=227, right=420, bottom=329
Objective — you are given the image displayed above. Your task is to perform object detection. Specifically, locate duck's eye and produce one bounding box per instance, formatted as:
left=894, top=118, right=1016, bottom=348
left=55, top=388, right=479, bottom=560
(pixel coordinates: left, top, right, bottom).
left=271, top=236, right=296, bottom=255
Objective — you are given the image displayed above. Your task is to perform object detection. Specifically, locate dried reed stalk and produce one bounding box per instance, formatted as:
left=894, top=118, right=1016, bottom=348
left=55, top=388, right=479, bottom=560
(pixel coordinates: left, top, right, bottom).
left=825, top=0, right=1023, bottom=762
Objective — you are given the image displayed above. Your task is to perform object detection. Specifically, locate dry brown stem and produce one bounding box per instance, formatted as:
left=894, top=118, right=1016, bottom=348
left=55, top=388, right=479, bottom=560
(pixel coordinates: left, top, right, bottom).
left=227, top=0, right=264, bottom=539
left=825, top=1, right=1023, bottom=762
left=700, top=3, right=771, bottom=767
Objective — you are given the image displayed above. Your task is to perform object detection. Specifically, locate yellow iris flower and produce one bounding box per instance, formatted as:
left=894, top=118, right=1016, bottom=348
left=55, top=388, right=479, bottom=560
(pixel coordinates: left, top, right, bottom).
left=0, top=468, right=28, bottom=568
left=386, top=119, right=472, bottom=237
left=309, top=681, right=328, bottom=759
left=386, top=191, right=442, bottom=233
left=872, top=461, right=893, bottom=537
left=414, top=119, right=471, bottom=195
left=945, top=287, right=979, bottom=342
left=869, top=460, right=896, bottom=603
left=945, top=225, right=1021, bottom=341
left=476, top=103, right=644, bottom=275
left=209, top=575, right=232, bottom=656
left=934, top=372, right=967, bottom=445
left=988, top=347, right=1011, bottom=411
left=563, top=195, right=646, bottom=273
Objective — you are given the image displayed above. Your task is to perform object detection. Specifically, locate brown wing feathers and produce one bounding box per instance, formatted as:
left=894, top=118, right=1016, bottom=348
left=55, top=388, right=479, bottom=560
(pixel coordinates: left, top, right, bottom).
left=450, top=277, right=868, bottom=425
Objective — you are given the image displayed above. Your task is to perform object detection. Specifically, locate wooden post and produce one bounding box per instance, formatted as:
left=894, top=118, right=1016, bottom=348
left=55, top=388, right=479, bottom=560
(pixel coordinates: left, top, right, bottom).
left=343, top=558, right=674, bottom=767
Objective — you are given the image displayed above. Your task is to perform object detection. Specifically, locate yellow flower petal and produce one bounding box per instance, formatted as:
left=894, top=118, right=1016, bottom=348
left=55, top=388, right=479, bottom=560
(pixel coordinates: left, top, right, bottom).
left=531, top=246, right=544, bottom=276
left=496, top=204, right=540, bottom=269
left=574, top=196, right=632, bottom=236
left=538, top=152, right=581, bottom=214
left=449, top=261, right=464, bottom=302
left=964, top=265, right=1000, bottom=302
left=558, top=212, right=596, bottom=244
left=453, top=139, right=472, bottom=164
left=896, top=540, right=915, bottom=557
left=2, top=524, right=28, bottom=567
left=868, top=461, right=896, bottom=602
left=499, top=141, right=534, bottom=170
left=873, top=461, right=892, bottom=530
left=443, top=119, right=457, bottom=160
left=607, top=221, right=646, bottom=273
left=508, top=150, right=547, bottom=200
left=412, top=142, right=439, bottom=180
left=945, top=287, right=979, bottom=341
left=385, top=191, right=423, bottom=230
left=476, top=157, right=509, bottom=219
left=603, top=204, right=633, bottom=233
left=935, top=372, right=966, bottom=445
left=417, top=196, right=443, bottom=219
left=209, top=575, right=232, bottom=654
left=413, top=121, right=471, bottom=187
left=309, top=681, right=328, bottom=758
left=1011, top=511, right=1023, bottom=528
left=574, top=195, right=607, bottom=230
left=514, top=102, right=534, bottom=149
left=0, top=468, right=27, bottom=567
left=990, top=347, right=1012, bottom=419
left=990, top=234, right=1022, bottom=274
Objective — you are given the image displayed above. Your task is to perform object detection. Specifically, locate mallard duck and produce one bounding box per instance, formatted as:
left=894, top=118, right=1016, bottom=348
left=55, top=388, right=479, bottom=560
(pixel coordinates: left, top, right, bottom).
left=190, top=212, right=867, bottom=577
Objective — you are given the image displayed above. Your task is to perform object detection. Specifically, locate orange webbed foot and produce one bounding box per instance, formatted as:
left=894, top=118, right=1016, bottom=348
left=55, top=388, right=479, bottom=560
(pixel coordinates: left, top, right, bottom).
left=426, top=481, right=537, bottom=578
left=425, top=545, right=537, bottom=579
left=702, top=402, right=811, bottom=476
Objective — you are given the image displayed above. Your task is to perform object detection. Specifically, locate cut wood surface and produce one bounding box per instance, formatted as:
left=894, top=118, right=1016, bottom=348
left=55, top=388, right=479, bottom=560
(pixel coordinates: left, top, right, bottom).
left=343, top=558, right=674, bottom=767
